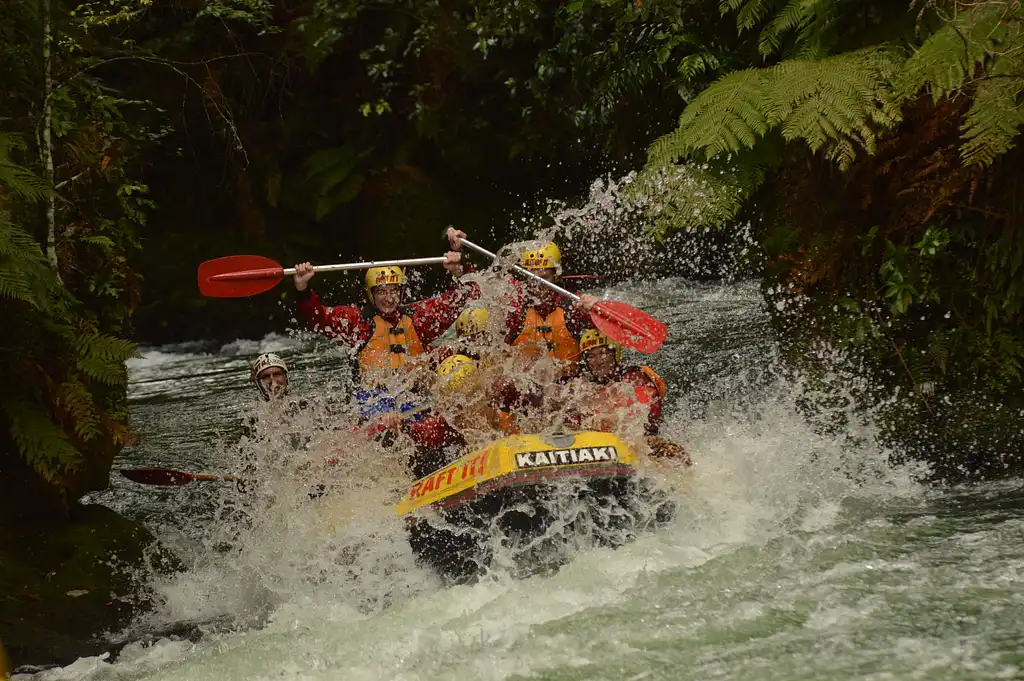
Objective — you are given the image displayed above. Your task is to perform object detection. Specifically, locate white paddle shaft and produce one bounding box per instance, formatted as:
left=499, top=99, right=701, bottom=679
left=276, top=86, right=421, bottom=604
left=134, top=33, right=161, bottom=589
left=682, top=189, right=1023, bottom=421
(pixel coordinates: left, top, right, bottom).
left=281, top=256, right=447, bottom=276
left=458, top=239, right=580, bottom=302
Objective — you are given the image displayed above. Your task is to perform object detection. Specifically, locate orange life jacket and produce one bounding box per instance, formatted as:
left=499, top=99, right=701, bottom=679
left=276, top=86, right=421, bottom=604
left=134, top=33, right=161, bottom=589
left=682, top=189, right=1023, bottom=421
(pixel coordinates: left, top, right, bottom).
left=495, top=409, right=518, bottom=435
left=511, top=303, right=580, bottom=362
left=356, top=311, right=425, bottom=379
left=637, top=366, right=666, bottom=400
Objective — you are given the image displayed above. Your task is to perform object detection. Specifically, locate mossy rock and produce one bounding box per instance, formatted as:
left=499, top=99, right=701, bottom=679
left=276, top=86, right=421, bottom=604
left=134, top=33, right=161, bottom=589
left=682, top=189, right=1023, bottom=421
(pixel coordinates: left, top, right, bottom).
left=0, top=503, right=184, bottom=669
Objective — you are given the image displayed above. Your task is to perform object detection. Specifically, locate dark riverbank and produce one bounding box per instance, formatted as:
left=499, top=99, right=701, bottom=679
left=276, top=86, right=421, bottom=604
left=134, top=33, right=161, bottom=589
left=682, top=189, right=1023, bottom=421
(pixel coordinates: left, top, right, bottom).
left=0, top=503, right=184, bottom=670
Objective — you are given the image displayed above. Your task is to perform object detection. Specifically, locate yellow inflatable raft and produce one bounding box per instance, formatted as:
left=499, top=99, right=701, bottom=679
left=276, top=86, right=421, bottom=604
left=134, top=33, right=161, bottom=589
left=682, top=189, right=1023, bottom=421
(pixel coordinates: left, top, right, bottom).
left=396, top=430, right=684, bottom=583
left=395, top=430, right=647, bottom=515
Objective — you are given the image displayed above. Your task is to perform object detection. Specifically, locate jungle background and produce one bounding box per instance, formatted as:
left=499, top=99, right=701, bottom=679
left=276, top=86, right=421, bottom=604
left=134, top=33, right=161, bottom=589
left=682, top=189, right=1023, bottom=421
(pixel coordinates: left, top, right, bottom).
left=2, top=0, right=1023, bottom=520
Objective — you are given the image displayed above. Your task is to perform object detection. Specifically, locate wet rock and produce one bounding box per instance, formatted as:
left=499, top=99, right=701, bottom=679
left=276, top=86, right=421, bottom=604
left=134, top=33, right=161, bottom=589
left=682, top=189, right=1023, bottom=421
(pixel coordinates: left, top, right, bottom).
left=0, top=503, right=184, bottom=669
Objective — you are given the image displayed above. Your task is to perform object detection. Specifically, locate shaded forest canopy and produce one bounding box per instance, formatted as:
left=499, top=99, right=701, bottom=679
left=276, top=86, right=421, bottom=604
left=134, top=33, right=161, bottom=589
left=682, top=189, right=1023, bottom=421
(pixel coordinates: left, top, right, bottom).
left=2, top=0, right=1023, bottom=509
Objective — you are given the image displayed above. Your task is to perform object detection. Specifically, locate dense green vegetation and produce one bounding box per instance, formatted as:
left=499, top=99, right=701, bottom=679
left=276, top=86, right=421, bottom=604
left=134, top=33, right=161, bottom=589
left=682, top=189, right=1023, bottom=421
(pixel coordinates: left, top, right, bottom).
left=2, top=0, right=1022, bottom=509
left=633, top=0, right=1024, bottom=476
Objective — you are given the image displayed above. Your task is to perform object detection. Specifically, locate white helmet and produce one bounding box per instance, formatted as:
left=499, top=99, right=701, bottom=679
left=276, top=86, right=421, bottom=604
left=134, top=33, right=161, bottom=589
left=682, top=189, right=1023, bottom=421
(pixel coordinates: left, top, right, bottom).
left=250, top=353, right=288, bottom=400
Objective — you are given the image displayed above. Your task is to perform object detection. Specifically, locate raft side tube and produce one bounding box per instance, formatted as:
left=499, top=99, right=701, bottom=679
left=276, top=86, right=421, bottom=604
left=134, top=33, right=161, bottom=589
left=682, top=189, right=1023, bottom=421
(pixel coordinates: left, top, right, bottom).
left=394, top=431, right=642, bottom=515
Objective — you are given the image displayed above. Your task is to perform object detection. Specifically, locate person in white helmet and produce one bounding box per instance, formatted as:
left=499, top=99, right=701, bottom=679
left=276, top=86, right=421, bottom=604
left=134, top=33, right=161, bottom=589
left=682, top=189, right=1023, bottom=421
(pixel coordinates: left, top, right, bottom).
left=249, top=352, right=290, bottom=401
left=241, top=352, right=335, bottom=498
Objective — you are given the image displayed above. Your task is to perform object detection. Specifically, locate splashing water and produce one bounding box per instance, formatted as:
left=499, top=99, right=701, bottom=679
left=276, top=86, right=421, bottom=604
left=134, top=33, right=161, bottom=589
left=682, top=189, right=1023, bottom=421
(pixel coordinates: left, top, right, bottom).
left=24, top=185, right=1024, bottom=680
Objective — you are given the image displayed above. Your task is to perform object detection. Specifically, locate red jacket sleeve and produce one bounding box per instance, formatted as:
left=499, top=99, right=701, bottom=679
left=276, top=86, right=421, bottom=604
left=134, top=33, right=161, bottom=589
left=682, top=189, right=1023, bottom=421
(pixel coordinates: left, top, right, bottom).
left=408, top=277, right=480, bottom=346
left=296, top=290, right=364, bottom=345
left=623, top=369, right=663, bottom=435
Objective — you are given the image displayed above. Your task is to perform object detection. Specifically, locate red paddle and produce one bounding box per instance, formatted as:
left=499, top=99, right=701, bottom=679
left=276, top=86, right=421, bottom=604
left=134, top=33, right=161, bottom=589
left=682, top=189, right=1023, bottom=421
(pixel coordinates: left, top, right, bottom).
left=458, top=239, right=668, bottom=354
left=198, top=254, right=448, bottom=298
left=590, top=299, right=667, bottom=354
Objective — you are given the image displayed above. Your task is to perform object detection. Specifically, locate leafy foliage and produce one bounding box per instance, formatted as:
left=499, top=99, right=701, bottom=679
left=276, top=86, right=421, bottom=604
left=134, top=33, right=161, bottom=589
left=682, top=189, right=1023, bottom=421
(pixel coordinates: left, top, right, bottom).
left=898, top=2, right=1024, bottom=167
left=649, top=46, right=903, bottom=170
left=1, top=0, right=155, bottom=505
left=0, top=148, right=142, bottom=488
left=640, top=0, right=1024, bottom=447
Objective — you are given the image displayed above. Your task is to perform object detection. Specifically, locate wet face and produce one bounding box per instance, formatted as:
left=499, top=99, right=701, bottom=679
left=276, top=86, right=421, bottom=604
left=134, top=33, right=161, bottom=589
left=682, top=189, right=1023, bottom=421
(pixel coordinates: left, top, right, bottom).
left=372, top=284, right=403, bottom=315
left=585, top=346, right=617, bottom=381
left=257, top=367, right=289, bottom=398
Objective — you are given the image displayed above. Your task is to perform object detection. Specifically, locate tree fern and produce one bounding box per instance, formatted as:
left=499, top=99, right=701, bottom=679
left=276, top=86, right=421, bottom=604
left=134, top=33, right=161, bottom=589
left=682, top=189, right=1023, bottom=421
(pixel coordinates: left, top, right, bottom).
left=898, top=3, right=1024, bottom=166
left=771, top=48, right=903, bottom=161
left=3, top=399, right=83, bottom=480
left=721, top=0, right=776, bottom=34
left=629, top=155, right=767, bottom=233
left=0, top=215, right=61, bottom=308
left=0, top=132, right=51, bottom=202
left=898, top=2, right=1013, bottom=101
left=58, top=377, right=104, bottom=443
left=75, top=358, right=128, bottom=388
left=678, top=52, right=722, bottom=82
left=0, top=219, right=39, bottom=304
left=759, top=0, right=819, bottom=56
left=648, top=69, right=770, bottom=165
left=76, top=330, right=140, bottom=362
left=649, top=47, right=903, bottom=171
left=961, top=70, right=1024, bottom=166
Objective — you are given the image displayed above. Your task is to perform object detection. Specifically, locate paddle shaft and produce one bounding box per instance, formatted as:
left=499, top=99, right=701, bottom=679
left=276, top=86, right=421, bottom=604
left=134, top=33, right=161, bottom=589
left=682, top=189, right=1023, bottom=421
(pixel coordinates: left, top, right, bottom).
left=285, top=256, right=447, bottom=276
left=211, top=256, right=448, bottom=282
left=459, top=239, right=580, bottom=301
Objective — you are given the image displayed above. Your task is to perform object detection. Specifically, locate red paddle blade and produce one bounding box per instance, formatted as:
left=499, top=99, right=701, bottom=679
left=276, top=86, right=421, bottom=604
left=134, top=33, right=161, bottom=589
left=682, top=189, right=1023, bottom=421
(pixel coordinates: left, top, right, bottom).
left=120, top=468, right=197, bottom=486
left=198, top=255, right=285, bottom=298
left=591, top=300, right=668, bottom=354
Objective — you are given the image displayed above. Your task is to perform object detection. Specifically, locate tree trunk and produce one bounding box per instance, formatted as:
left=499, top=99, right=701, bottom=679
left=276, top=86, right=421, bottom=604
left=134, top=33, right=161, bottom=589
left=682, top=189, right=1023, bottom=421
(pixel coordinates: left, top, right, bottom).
left=42, top=0, right=59, bottom=278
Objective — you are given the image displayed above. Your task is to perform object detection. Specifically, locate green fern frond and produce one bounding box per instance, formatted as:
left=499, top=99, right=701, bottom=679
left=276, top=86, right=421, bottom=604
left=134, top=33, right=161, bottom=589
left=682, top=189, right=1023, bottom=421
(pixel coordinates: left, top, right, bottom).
left=653, top=47, right=903, bottom=171
left=76, top=331, right=140, bottom=362
left=898, top=3, right=1011, bottom=102
left=81, top=235, right=116, bottom=252
left=960, top=74, right=1024, bottom=166
left=678, top=52, right=722, bottom=82
left=74, top=331, right=138, bottom=387
left=649, top=69, right=771, bottom=164
left=58, top=377, right=104, bottom=442
left=3, top=399, right=82, bottom=481
left=758, top=0, right=812, bottom=56
left=722, top=0, right=775, bottom=34
left=926, top=331, right=951, bottom=374
left=794, top=0, right=852, bottom=61
left=0, top=132, right=51, bottom=202
left=629, top=155, right=767, bottom=233
left=77, top=355, right=128, bottom=386
left=771, top=48, right=904, bottom=164
left=0, top=216, right=61, bottom=309
left=0, top=267, right=34, bottom=302
left=0, top=214, right=45, bottom=258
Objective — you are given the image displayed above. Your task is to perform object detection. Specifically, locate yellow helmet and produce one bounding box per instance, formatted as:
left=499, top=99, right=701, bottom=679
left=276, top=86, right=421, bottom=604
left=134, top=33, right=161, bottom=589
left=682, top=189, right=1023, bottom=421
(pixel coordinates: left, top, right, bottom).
left=579, top=328, right=622, bottom=362
left=519, top=241, right=562, bottom=274
left=455, top=307, right=489, bottom=338
left=365, top=266, right=405, bottom=301
left=436, top=354, right=478, bottom=393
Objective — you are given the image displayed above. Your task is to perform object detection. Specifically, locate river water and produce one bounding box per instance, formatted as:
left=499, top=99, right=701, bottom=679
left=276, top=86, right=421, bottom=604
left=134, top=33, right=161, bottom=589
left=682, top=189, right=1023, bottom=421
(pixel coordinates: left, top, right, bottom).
left=17, top=277, right=1024, bottom=681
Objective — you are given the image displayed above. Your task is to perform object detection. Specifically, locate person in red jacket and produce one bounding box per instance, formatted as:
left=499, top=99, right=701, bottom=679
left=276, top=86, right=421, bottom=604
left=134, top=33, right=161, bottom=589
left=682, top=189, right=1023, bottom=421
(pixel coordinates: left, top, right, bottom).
left=401, top=354, right=508, bottom=478
left=293, top=228, right=476, bottom=386
left=500, top=241, right=599, bottom=377
left=572, top=329, right=691, bottom=464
